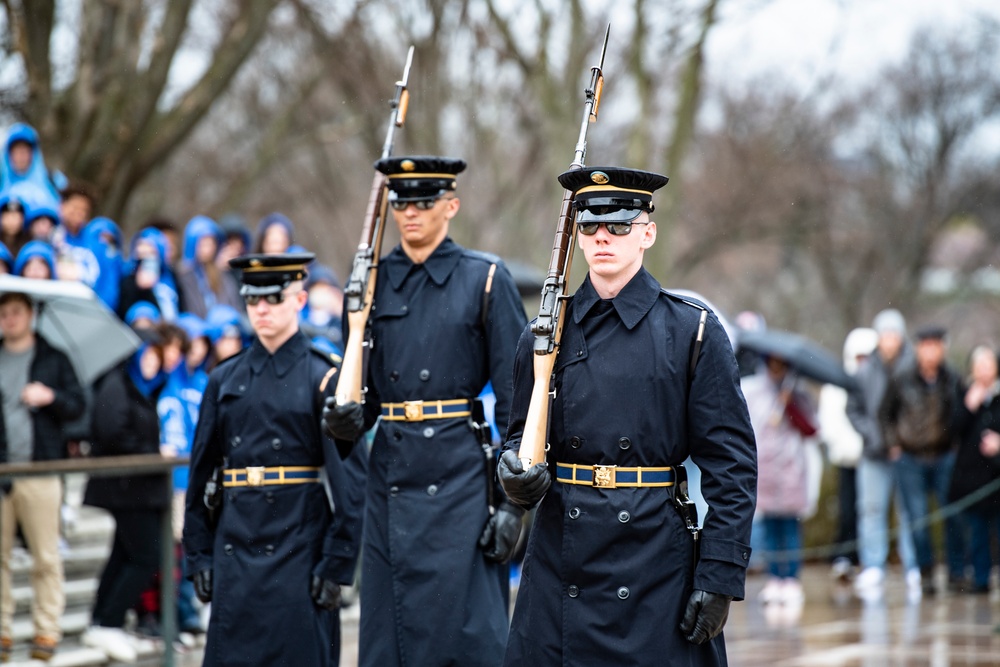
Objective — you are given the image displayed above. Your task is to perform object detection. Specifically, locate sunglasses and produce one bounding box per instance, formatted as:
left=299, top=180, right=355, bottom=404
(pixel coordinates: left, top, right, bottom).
left=389, top=196, right=454, bottom=211
left=243, top=290, right=300, bottom=306
left=577, top=221, right=650, bottom=236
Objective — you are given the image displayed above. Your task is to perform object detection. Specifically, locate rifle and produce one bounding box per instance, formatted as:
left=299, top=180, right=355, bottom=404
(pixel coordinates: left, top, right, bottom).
left=518, top=26, right=610, bottom=469
left=335, top=46, right=414, bottom=406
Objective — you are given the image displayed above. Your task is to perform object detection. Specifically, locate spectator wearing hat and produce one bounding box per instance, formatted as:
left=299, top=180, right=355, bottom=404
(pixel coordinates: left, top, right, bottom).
left=848, top=309, right=920, bottom=602
left=13, top=240, right=58, bottom=280
left=175, top=216, right=242, bottom=319
left=0, top=291, right=85, bottom=662
left=24, top=202, right=60, bottom=244
left=322, top=155, right=528, bottom=667
left=496, top=166, right=755, bottom=663
left=879, top=324, right=965, bottom=593
left=183, top=252, right=362, bottom=666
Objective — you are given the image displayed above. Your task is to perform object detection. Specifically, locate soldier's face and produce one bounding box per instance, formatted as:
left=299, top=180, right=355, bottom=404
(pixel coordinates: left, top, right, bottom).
left=578, top=212, right=656, bottom=283
left=246, top=285, right=307, bottom=343
left=392, top=195, right=459, bottom=254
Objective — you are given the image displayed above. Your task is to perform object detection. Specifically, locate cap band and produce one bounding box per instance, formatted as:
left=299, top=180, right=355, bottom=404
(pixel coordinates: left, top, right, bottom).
left=575, top=184, right=654, bottom=197
left=388, top=172, right=458, bottom=180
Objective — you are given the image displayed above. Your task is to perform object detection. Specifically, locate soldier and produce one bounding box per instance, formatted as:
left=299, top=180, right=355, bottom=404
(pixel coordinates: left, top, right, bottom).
left=497, top=167, right=757, bottom=665
left=323, top=156, right=528, bottom=667
left=182, top=253, right=361, bottom=667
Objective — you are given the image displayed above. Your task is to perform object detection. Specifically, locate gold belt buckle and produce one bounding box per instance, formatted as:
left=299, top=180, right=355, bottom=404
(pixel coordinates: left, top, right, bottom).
left=245, top=466, right=266, bottom=487
left=403, top=400, right=423, bottom=422
left=592, top=465, right=616, bottom=489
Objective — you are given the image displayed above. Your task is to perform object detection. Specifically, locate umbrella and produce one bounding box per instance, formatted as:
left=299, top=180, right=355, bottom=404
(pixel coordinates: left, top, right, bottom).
left=737, top=328, right=856, bottom=390
left=0, top=275, right=141, bottom=385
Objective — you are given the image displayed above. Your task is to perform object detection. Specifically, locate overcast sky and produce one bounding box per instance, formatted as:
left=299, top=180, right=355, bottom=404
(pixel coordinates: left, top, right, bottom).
left=704, top=0, right=1000, bottom=90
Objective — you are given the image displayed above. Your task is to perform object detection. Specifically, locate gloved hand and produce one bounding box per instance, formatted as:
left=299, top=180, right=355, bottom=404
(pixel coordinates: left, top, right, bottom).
left=193, top=569, right=213, bottom=603
left=322, top=398, right=364, bottom=441
left=478, top=501, right=525, bottom=563
left=497, top=450, right=551, bottom=508
left=679, top=589, right=733, bottom=644
left=311, top=575, right=341, bottom=611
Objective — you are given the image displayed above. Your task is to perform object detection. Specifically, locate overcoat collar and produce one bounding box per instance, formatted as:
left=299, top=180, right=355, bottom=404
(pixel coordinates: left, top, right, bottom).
left=384, top=237, right=462, bottom=290
left=247, top=330, right=307, bottom=378
left=572, top=266, right=660, bottom=330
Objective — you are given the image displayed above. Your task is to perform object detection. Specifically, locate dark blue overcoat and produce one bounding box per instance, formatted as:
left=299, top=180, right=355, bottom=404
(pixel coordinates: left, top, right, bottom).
left=359, top=238, right=527, bottom=667
left=183, top=332, right=361, bottom=667
left=503, top=268, right=757, bottom=666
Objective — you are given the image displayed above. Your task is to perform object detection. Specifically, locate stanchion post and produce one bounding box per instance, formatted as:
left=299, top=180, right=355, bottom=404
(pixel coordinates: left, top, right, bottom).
left=160, top=472, right=176, bottom=667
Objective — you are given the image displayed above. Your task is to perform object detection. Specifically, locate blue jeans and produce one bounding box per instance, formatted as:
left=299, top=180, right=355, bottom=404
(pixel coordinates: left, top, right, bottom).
left=857, top=457, right=917, bottom=571
left=761, top=515, right=801, bottom=579
left=966, top=510, right=1000, bottom=588
left=894, top=450, right=964, bottom=578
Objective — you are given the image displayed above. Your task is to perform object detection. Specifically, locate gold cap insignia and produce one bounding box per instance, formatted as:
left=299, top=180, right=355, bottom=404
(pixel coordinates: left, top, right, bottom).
left=250, top=259, right=262, bottom=267
left=401, top=159, right=416, bottom=172
left=590, top=171, right=610, bottom=185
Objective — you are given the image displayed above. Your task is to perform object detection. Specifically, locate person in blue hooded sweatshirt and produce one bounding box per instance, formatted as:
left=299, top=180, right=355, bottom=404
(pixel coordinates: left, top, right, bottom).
left=175, top=216, right=242, bottom=319
left=13, top=240, right=58, bottom=280
left=81, top=335, right=170, bottom=663
left=0, top=124, right=63, bottom=201
left=0, top=189, right=31, bottom=258
left=83, top=217, right=126, bottom=312
left=117, top=227, right=184, bottom=322
left=0, top=242, right=12, bottom=274
left=204, top=304, right=249, bottom=367
left=124, top=301, right=161, bottom=333
left=24, top=200, right=61, bottom=244
left=252, top=212, right=294, bottom=254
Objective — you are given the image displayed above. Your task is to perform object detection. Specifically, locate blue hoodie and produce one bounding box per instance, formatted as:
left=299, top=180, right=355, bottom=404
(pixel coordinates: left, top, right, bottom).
left=84, top=217, right=126, bottom=310
left=253, top=212, right=295, bottom=253
left=0, top=123, right=62, bottom=202
left=124, top=300, right=161, bottom=328
left=13, top=240, right=58, bottom=278
left=128, top=227, right=180, bottom=321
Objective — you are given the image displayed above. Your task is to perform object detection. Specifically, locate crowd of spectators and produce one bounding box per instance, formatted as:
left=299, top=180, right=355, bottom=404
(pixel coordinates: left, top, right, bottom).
left=0, top=122, right=345, bottom=661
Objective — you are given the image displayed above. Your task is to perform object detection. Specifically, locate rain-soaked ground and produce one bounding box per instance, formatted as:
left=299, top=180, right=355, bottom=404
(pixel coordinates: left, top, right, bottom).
left=174, top=563, right=1000, bottom=666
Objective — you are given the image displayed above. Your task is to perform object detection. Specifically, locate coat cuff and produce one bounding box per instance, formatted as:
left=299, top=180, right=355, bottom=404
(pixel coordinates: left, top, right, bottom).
left=693, top=537, right=752, bottom=601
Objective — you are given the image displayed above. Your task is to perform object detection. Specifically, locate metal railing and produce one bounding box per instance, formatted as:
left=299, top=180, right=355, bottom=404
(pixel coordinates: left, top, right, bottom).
left=0, top=454, right=189, bottom=667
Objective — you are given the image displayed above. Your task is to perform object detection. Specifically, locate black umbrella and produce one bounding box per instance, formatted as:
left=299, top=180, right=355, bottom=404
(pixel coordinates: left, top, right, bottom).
left=736, top=328, right=855, bottom=390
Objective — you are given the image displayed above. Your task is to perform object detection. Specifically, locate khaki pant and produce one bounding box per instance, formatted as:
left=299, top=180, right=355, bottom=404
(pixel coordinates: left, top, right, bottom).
left=1, top=476, right=64, bottom=640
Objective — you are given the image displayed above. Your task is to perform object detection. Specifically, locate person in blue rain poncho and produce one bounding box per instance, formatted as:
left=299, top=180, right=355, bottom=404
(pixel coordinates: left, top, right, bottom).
left=176, top=216, right=242, bottom=319
left=83, top=217, right=126, bottom=312
left=0, top=123, right=63, bottom=201
left=13, top=240, right=58, bottom=280
left=117, top=227, right=183, bottom=322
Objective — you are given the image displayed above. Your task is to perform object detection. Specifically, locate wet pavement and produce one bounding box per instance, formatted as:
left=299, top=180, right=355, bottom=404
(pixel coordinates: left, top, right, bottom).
left=174, top=563, right=1000, bottom=666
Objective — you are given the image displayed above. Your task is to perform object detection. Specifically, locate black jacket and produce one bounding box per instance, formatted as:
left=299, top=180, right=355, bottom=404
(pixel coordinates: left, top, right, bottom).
left=0, top=335, right=85, bottom=462
left=83, top=363, right=170, bottom=510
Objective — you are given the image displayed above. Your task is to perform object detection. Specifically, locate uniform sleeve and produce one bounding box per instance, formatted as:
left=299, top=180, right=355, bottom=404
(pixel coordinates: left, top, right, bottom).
left=686, top=312, right=757, bottom=601
left=183, top=372, right=223, bottom=575
left=314, top=362, right=366, bottom=585
left=482, top=262, right=528, bottom=442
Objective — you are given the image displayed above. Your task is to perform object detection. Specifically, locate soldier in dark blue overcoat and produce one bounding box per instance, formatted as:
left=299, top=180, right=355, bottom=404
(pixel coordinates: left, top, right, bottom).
left=323, top=156, right=528, bottom=667
left=498, top=167, right=757, bottom=666
left=183, top=253, right=362, bottom=667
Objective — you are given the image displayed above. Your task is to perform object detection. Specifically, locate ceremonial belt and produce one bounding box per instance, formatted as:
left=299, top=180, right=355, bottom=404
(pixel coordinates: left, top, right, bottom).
left=555, top=462, right=675, bottom=489
left=381, top=399, right=472, bottom=422
left=222, top=466, right=322, bottom=488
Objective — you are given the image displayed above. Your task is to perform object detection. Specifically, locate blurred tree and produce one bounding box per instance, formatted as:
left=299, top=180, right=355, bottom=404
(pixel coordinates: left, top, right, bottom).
left=1, top=0, right=284, bottom=219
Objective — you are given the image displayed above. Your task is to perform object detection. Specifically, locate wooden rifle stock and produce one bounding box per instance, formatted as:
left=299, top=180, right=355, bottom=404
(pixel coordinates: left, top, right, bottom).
left=517, top=27, right=609, bottom=469
left=334, top=46, right=414, bottom=406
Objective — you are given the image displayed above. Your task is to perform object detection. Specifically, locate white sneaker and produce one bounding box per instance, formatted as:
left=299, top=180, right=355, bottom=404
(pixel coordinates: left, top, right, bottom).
left=906, top=568, right=923, bottom=604
left=781, top=578, right=805, bottom=606
left=759, top=577, right=783, bottom=604
left=830, top=558, right=853, bottom=585
left=82, top=626, right=138, bottom=663
left=854, top=566, right=884, bottom=602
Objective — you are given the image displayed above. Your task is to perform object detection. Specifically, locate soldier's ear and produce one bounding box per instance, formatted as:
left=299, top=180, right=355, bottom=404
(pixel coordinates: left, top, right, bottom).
left=640, top=221, right=656, bottom=249
left=443, top=196, right=461, bottom=219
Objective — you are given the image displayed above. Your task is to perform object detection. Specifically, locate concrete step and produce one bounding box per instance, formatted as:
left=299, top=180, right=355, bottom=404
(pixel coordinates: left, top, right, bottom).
left=9, top=579, right=97, bottom=616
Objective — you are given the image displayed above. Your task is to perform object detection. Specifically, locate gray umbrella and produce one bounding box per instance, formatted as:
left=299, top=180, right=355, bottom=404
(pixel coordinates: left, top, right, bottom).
left=0, top=275, right=140, bottom=385
left=737, top=328, right=856, bottom=390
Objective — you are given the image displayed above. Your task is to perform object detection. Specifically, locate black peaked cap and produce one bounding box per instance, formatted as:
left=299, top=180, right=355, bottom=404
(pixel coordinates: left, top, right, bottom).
left=229, top=252, right=315, bottom=295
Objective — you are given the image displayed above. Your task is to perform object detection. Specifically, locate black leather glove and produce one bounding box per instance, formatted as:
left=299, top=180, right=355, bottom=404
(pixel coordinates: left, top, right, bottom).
left=679, top=589, right=733, bottom=644
left=322, top=397, right=364, bottom=441
left=478, top=501, right=525, bottom=563
left=193, top=569, right=212, bottom=603
left=497, top=450, right=551, bottom=508
left=311, top=575, right=341, bottom=611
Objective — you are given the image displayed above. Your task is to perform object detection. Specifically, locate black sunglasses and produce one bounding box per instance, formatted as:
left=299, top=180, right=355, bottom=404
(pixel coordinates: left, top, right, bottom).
left=577, top=221, right=650, bottom=236
left=389, top=198, right=440, bottom=211
left=243, top=290, right=299, bottom=306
